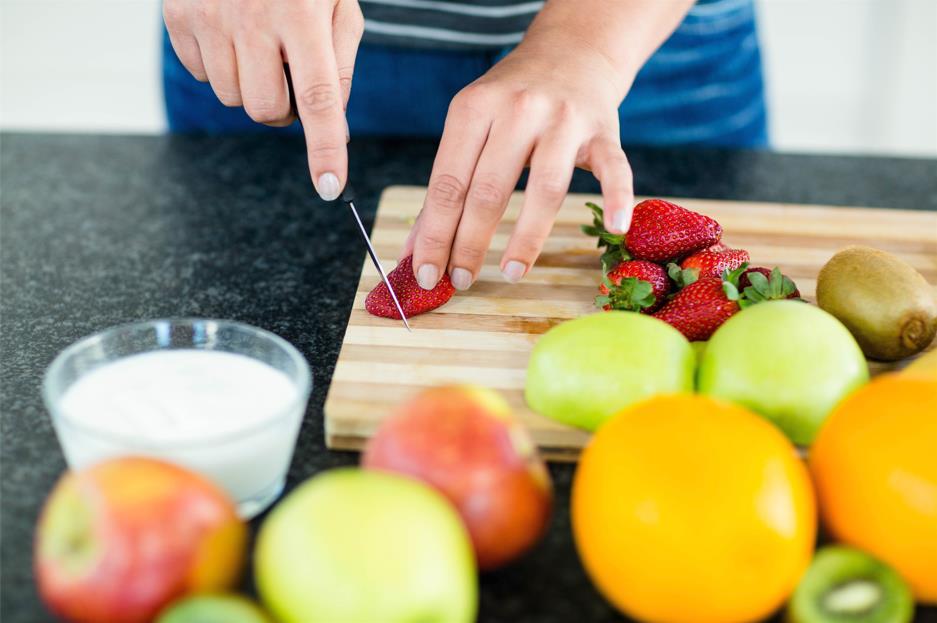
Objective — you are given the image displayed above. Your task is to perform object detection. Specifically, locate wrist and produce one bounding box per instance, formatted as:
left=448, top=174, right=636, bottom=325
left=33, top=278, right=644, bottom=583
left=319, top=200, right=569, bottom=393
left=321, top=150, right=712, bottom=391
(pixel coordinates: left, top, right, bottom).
left=514, top=26, right=637, bottom=103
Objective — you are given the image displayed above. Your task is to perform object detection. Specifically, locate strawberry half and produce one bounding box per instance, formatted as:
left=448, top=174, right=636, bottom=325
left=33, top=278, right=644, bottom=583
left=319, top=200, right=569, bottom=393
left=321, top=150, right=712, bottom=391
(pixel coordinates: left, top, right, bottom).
left=669, top=247, right=751, bottom=287
left=365, top=255, right=455, bottom=319
left=596, top=260, right=670, bottom=313
left=583, top=200, right=723, bottom=265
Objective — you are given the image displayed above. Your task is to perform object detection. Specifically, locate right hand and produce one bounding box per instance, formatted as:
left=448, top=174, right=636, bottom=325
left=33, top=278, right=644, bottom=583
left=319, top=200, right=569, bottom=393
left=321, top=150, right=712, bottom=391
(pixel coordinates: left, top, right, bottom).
left=163, top=0, right=363, bottom=200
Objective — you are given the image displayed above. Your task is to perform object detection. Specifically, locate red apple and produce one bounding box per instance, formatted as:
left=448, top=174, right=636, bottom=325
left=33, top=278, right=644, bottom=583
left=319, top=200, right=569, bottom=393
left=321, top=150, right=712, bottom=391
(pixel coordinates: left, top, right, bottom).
left=362, top=385, right=552, bottom=570
left=35, top=457, right=247, bottom=623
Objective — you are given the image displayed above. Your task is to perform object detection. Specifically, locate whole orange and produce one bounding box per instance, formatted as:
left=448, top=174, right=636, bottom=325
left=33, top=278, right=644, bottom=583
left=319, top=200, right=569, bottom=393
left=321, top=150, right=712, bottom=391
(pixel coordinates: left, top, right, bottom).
left=572, top=394, right=816, bottom=623
left=809, top=374, right=937, bottom=603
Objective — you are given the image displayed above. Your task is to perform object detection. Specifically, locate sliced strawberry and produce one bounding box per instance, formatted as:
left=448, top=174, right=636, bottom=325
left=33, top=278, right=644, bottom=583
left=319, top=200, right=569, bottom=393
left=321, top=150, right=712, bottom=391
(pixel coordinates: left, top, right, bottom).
left=596, top=260, right=670, bottom=313
left=582, top=200, right=722, bottom=265
left=365, top=255, right=455, bottom=319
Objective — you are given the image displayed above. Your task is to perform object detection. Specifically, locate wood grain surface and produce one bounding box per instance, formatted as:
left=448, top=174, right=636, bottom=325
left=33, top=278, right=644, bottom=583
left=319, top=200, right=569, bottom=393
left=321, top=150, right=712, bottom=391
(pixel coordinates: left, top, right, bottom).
left=324, top=186, right=937, bottom=460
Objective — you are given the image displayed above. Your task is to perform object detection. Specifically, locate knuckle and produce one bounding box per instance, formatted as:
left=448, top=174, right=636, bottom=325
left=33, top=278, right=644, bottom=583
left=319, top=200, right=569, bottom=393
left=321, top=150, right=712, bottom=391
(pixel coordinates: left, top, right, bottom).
left=417, top=230, right=450, bottom=252
left=193, top=1, right=219, bottom=26
left=531, top=170, right=569, bottom=199
left=468, top=178, right=507, bottom=217
left=298, top=82, right=339, bottom=114
left=214, top=88, right=242, bottom=106
left=244, top=96, right=288, bottom=123
left=308, top=143, right=344, bottom=161
left=427, top=174, right=467, bottom=213
left=512, top=89, right=548, bottom=117
left=454, top=244, right=486, bottom=263
left=553, top=99, right=577, bottom=124
left=162, top=1, right=187, bottom=28
left=510, top=233, right=544, bottom=258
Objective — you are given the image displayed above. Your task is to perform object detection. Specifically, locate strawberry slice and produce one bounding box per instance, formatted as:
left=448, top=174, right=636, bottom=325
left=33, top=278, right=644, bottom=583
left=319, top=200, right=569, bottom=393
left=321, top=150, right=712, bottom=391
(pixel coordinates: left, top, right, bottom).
left=596, top=260, right=670, bottom=313
left=365, top=255, right=455, bottom=319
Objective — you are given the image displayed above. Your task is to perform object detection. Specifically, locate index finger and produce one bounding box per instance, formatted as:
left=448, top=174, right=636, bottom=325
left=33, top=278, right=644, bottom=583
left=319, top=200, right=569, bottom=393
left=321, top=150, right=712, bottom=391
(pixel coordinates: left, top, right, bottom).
left=281, top=9, right=348, bottom=200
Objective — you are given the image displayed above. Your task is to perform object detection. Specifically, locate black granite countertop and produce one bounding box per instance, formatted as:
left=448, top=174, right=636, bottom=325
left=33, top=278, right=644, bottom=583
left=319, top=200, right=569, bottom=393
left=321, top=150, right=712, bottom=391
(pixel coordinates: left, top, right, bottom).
left=2, top=133, right=936, bottom=623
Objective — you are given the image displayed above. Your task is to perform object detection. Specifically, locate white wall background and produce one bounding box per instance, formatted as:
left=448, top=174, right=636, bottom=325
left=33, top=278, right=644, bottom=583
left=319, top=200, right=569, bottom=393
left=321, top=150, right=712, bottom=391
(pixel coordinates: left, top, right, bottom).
left=1, top=0, right=935, bottom=156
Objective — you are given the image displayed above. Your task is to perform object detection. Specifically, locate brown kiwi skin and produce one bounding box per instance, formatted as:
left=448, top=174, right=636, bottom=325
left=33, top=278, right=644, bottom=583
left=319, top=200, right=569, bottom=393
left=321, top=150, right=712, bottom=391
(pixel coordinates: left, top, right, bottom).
left=817, top=246, right=937, bottom=361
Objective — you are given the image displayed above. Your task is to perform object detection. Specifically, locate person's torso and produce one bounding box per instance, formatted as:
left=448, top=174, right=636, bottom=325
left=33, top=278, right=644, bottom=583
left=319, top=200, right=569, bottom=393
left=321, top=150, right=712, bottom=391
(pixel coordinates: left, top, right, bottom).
left=359, top=0, right=756, bottom=51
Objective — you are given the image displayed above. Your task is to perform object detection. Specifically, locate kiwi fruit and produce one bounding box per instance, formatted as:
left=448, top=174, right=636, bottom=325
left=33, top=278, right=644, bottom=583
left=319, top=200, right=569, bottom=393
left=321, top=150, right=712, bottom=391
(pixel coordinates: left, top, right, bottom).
left=817, top=246, right=937, bottom=361
left=788, top=546, right=913, bottom=623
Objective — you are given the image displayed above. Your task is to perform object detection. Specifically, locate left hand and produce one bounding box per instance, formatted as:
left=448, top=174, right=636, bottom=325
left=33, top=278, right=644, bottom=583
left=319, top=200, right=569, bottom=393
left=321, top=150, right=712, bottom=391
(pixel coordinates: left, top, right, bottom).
left=403, top=37, right=635, bottom=291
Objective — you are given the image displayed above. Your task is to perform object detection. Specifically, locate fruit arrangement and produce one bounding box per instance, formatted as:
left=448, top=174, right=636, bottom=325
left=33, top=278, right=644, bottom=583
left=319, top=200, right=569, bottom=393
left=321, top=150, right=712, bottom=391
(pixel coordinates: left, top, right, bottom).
left=34, top=386, right=552, bottom=623
left=583, top=199, right=802, bottom=340
left=33, top=197, right=937, bottom=623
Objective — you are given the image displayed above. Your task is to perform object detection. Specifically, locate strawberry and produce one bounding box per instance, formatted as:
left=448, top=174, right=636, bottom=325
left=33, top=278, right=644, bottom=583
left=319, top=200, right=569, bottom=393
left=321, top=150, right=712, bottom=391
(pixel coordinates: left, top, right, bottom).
left=654, top=263, right=804, bottom=340
left=739, top=266, right=801, bottom=301
left=653, top=266, right=746, bottom=341
left=582, top=200, right=722, bottom=265
left=670, top=247, right=751, bottom=286
left=365, top=255, right=455, bottom=319
left=596, top=260, right=670, bottom=313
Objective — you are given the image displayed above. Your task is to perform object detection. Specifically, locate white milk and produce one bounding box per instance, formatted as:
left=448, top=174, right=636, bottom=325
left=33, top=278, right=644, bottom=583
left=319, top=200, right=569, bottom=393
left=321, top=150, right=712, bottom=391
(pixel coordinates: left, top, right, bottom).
left=56, top=350, right=303, bottom=517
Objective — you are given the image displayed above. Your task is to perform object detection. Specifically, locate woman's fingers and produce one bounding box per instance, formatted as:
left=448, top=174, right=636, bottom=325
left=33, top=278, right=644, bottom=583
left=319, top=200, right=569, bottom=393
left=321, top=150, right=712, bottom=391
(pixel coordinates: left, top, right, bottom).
left=500, top=129, right=579, bottom=282
left=587, top=136, right=634, bottom=234
left=411, top=90, right=492, bottom=289
left=332, top=0, right=364, bottom=108
left=197, top=37, right=242, bottom=107
left=281, top=3, right=349, bottom=200
left=163, top=1, right=207, bottom=80
left=235, top=35, right=293, bottom=127
left=447, top=110, right=541, bottom=290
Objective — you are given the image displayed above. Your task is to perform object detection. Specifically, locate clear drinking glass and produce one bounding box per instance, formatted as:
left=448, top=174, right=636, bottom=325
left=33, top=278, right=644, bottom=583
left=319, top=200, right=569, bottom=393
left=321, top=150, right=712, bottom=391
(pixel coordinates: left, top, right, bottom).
left=43, top=319, right=312, bottom=518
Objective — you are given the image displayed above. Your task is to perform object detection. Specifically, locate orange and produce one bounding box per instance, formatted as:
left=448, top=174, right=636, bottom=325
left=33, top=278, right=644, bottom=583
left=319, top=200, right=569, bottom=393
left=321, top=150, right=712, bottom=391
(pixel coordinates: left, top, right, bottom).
left=810, top=374, right=937, bottom=603
left=572, top=395, right=815, bottom=623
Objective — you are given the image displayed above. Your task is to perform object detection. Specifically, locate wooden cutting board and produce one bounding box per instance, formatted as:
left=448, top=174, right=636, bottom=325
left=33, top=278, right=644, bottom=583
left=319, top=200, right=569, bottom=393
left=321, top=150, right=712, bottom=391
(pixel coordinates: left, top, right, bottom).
left=324, top=186, right=937, bottom=460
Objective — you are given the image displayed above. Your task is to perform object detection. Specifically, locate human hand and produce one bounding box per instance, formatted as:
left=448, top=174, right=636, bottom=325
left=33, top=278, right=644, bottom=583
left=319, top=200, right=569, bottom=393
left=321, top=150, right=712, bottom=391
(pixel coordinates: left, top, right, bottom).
left=403, top=37, right=635, bottom=290
left=163, top=0, right=363, bottom=199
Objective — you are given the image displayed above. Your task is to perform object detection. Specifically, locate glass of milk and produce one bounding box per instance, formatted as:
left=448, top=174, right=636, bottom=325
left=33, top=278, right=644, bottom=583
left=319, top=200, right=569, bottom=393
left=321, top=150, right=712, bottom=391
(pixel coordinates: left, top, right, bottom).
left=43, top=319, right=312, bottom=518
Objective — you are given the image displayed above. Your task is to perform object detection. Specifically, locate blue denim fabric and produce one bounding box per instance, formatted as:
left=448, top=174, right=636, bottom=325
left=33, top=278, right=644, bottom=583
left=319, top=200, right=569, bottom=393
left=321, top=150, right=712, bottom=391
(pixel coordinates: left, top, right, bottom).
left=163, top=0, right=767, bottom=147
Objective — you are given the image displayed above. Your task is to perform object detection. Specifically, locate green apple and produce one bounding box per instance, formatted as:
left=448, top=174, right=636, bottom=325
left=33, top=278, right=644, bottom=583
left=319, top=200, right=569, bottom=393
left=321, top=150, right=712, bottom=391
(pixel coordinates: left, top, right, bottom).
left=525, top=312, right=695, bottom=431
left=157, top=594, right=273, bottom=623
left=698, top=301, right=869, bottom=445
left=255, top=468, right=477, bottom=623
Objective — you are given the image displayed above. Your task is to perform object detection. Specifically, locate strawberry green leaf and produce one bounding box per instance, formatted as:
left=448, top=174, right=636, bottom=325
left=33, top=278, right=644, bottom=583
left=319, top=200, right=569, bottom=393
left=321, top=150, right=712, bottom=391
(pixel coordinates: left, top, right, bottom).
left=747, top=270, right=770, bottom=295
left=668, top=263, right=699, bottom=289
left=604, top=277, right=656, bottom=312
left=722, top=281, right=740, bottom=301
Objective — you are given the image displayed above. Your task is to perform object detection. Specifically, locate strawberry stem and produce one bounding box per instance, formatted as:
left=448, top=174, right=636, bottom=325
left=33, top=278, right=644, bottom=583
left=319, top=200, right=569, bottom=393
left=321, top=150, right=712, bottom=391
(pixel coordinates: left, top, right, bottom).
left=597, top=277, right=656, bottom=312
left=583, top=202, right=630, bottom=266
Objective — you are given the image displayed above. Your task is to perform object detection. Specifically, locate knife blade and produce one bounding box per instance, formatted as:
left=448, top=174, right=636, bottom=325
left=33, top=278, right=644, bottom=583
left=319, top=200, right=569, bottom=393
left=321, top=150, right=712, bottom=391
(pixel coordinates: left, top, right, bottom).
left=341, top=185, right=411, bottom=331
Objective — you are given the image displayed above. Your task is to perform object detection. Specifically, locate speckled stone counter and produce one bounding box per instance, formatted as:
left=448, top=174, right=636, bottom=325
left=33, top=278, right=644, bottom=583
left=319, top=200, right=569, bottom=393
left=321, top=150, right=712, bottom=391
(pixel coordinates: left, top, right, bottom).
left=2, top=133, right=935, bottom=623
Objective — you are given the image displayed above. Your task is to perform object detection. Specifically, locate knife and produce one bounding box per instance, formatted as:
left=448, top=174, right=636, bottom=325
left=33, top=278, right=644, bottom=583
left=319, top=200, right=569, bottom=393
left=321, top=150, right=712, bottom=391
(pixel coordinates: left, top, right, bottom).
left=341, top=185, right=411, bottom=331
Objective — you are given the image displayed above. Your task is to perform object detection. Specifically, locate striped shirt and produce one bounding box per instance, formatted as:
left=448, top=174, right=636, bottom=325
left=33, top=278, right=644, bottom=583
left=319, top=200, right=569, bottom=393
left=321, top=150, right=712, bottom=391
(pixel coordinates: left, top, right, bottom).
left=360, top=0, right=751, bottom=50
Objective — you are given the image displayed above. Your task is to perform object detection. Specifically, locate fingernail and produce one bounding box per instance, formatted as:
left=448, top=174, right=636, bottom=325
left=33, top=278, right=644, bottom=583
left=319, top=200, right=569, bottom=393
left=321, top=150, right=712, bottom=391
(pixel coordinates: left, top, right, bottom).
left=612, top=207, right=632, bottom=234
left=450, top=267, right=473, bottom=291
left=416, top=264, right=439, bottom=290
left=316, top=172, right=341, bottom=201
left=501, top=260, right=527, bottom=284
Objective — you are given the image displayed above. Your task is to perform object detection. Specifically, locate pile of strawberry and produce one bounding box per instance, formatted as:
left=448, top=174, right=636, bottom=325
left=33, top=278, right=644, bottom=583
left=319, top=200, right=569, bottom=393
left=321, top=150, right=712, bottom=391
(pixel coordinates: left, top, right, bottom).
left=584, top=199, right=800, bottom=341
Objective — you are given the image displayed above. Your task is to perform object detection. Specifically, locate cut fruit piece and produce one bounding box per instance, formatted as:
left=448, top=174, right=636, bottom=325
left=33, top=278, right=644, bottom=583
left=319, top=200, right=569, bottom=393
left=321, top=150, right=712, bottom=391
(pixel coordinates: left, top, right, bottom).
left=788, top=546, right=913, bottom=623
